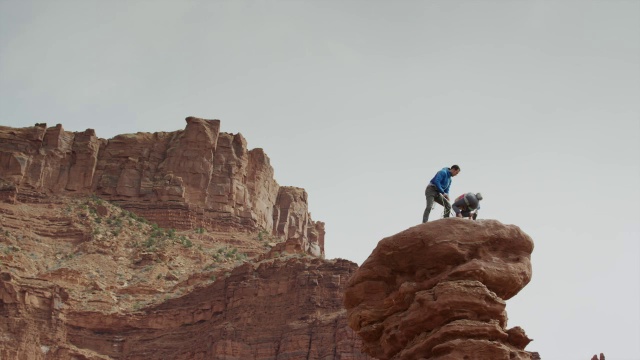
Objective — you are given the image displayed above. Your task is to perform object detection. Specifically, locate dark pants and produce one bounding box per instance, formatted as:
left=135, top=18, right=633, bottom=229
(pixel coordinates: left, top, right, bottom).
left=422, top=185, right=451, bottom=223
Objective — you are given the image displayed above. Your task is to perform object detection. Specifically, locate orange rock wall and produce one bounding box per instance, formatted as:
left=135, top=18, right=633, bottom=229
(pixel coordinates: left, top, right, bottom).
left=0, top=259, right=371, bottom=360
left=0, top=119, right=323, bottom=256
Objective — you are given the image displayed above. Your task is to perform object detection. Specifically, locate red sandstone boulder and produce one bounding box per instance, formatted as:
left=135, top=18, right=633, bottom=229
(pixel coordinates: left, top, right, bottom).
left=344, top=219, right=536, bottom=360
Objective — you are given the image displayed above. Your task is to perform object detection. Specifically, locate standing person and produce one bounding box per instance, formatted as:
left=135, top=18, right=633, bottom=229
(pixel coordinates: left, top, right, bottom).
left=452, top=192, right=483, bottom=220
left=422, top=165, right=460, bottom=223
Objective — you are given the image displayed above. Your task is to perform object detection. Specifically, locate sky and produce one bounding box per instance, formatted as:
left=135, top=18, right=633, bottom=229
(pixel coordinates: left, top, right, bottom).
left=1, top=1, right=639, bottom=359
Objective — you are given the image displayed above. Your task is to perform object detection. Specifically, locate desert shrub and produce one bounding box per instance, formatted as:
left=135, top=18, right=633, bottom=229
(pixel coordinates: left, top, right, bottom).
left=90, top=194, right=103, bottom=205
left=144, top=237, right=156, bottom=248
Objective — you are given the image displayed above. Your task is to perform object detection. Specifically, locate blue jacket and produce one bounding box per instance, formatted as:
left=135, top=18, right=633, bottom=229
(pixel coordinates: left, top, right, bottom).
left=429, top=167, right=453, bottom=195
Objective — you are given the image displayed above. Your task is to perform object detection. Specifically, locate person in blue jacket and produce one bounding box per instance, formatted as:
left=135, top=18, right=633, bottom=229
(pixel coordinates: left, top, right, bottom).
left=422, top=165, right=460, bottom=223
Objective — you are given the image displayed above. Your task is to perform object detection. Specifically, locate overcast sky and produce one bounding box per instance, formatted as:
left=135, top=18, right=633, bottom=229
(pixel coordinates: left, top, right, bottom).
left=1, top=1, right=639, bottom=359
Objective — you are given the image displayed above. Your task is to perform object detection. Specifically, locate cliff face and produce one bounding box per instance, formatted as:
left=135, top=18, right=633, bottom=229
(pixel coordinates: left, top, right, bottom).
left=344, top=219, right=537, bottom=360
left=1, top=258, right=369, bottom=360
left=0, top=118, right=322, bottom=257
left=0, top=119, right=370, bottom=359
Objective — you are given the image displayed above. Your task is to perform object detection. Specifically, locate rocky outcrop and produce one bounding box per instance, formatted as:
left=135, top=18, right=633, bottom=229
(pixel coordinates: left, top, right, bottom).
left=0, top=118, right=342, bottom=359
left=1, top=258, right=371, bottom=359
left=272, top=187, right=325, bottom=258
left=0, top=273, right=71, bottom=360
left=344, top=219, right=537, bottom=360
left=0, top=118, right=322, bottom=257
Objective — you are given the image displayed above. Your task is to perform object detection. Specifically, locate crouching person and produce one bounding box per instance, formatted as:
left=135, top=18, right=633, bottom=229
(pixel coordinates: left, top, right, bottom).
left=452, top=192, right=483, bottom=220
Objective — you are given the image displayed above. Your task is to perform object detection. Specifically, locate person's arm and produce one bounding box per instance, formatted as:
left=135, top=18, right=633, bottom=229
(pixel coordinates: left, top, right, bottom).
left=442, top=173, right=452, bottom=199
left=432, top=170, right=446, bottom=194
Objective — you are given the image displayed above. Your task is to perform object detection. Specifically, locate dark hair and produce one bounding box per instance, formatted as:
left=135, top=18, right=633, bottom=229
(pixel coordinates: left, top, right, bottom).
left=451, top=165, right=460, bottom=171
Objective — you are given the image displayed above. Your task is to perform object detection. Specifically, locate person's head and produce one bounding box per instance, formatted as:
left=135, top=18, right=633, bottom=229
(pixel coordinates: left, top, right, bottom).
left=476, top=193, right=483, bottom=201
left=450, top=165, right=461, bottom=177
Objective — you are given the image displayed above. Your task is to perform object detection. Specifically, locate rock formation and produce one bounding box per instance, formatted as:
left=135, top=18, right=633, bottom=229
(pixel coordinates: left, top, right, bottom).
left=0, top=119, right=370, bottom=359
left=344, top=219, right=537, bottom=360
left=0, top=119, right=543, bottom=359
left=0, top=118, right=323, bottom=257
left=0, top=258, right=369, bottom=359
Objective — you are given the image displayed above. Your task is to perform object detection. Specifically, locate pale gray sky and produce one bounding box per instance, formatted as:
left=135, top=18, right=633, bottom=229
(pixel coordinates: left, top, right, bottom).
left=1, top=1, right=639, bottom=359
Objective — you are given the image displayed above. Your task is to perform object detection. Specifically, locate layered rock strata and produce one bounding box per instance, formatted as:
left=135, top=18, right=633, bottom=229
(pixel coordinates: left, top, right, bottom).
left=1, top=258, right=371, bottom=359
left=0, top=119, right=323, bottom=257
left=344, top=219, right=536, bottom=360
